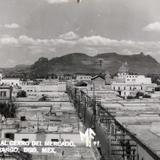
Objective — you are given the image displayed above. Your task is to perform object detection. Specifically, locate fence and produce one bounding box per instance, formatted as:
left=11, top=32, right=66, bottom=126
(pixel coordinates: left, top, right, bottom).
left=66, top=84, right=160, bottom=160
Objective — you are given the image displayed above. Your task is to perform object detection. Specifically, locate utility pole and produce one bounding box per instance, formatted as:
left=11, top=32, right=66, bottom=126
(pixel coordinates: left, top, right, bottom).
left=98, top=58, right=104, bottom=73
left=92, top=83, right=96, bottom=129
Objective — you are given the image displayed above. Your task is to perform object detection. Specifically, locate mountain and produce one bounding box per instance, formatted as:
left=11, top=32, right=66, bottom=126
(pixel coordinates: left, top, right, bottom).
left=2, top=52, right=160, bottom=78
left=95, top=52, right=160, bottom=74
left=30, top=52, right=160, bottom=77
left=30, top=53, right=100, bottom=77
left=0, top=64, right=30, bottom=78
left=14, top=64, right=30, bottom=70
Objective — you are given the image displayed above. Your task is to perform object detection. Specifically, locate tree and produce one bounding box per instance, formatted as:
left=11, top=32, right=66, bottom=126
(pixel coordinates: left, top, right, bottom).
left=39, top=95, right=48, bottom=101
left=17, top=90, right=27, bottom=97
left=136, top=92, right=144, bottom=97
left=0, top=103, right=17, bottom=118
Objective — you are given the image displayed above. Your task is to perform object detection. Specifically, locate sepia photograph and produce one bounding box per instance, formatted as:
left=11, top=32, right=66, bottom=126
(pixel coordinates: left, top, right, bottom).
left=0, top=0, right=160, bottom=160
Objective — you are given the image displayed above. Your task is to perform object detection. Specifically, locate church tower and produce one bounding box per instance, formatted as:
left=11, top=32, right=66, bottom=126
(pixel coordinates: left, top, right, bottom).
left=105, top=71, right=112, bottom=85
left=118, top=62, right=129, bottom=77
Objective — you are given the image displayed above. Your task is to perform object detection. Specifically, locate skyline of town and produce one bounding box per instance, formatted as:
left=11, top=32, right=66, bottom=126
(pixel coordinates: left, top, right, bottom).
left=0, top=62, right=159, bottom=160
left=1, top=1, right=160, bottom=160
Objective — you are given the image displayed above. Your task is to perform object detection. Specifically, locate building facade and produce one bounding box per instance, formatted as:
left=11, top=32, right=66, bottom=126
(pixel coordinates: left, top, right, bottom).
left=0, top=86, right=12, bottom=102
left=1, top=78, right=22, bottom=87
left=111, top=62, right=155, bottom=97
left=76, top=74, right=92, bottom=81
left=91, top=75, right=106, bottom=90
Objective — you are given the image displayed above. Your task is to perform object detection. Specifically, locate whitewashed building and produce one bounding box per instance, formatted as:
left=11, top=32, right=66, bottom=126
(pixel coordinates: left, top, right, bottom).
left=111, top=62, right=155, bottom=97
left=21, top=82, right=66, bottom=97
left=1, top=78, right=22, bottom=87
left=124, top=75, right=151, bottom=84
left=76, top=74, right=92, bottom=81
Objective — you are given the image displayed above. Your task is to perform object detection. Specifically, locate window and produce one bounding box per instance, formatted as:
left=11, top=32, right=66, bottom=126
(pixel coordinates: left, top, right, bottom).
left=21, top=116, right=26, bottom=121
left=111, top=125, right=115, bottom=136
left=51, top=139, right=59, bottom=142
left=0, top=91, right=7, bottom=97
left=22, top=138, right=29, bottom=142
left=5, top=133, right=14, bottom=140
left=3, top=91, right=6, bottom=97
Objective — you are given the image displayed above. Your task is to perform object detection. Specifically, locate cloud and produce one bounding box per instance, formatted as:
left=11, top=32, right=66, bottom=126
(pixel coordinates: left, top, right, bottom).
left=1, top=34, right=160, bottom=62
left=78, top=35, right=135, bottom=47
left=78, top=36, right=118, bottom=46
left=0, top=34, right=160, bottom=52
left=0, top=23, right=20, bottom=29
left=0, top=35, right=18, bottom=45
left=19, top=35, right=37, bottom=45
left=143, top=22, right=160, bottom=32
left=45, top=0, right=70, bottom=4
left=18, top=35, right=75, bottom=46
left=17, top=35, right=76, bottom=47
left=50, top=39, right=76, bottom=46
left=2, top=33, right=160, bottom=66
left=59, top=31, right=79, bottom=40
left=77, top=35, right=160, bottom=61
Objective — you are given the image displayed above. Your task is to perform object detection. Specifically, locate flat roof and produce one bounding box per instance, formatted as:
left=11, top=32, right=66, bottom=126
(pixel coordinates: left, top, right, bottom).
left=127, top=124, right=160, bottom=156
left=100, top=90, right=160, bottom=156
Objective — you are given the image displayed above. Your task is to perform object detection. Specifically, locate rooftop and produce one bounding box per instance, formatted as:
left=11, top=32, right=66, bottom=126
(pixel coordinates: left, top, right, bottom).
left=98, top=89, right=160, bottom=157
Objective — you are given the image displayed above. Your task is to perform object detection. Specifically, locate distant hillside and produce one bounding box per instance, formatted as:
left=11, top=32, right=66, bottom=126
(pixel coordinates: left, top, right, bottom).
left=30, top=53, right=98, bottom=76
left=30, top=52, right=160, bottom=77
left=95, top=52, right=160, bottom=74
left=0, top=64, right=30, bottom=78
left=2, top=52, right=160, bottom=78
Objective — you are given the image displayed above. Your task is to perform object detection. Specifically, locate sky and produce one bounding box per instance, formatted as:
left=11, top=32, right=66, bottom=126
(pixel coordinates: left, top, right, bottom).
left=1, top=0, right=160, bottom=67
